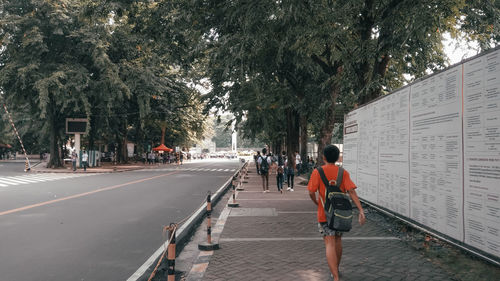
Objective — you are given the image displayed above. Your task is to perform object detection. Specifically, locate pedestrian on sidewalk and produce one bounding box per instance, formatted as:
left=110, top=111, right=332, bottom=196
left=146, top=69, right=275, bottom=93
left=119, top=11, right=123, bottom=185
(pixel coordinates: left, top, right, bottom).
left=285, top=156, right=295, bottom=191
left=82, top=150, right=89, bottom=172
left=71, top=150, right=78, bottom=171
left=276, top=152, right=285, bottom=193
left=254, top=151, right=261, bottom=175
left=307, top=145, right=366, bottom=281
left=258, top=148, right=271, bottom=192
left=282, top=151, right=288, bottom=184
left=295, top=151, right=302, bottom=176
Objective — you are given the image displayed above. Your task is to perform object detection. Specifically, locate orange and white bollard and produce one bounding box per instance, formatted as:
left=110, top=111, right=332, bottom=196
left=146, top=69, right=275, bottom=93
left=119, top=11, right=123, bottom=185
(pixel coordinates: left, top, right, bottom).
left=198, top=192, right=220, bottom=250
left=167, top=223, right=176, bottom=281
left=228, top=177, right=240, bottom=207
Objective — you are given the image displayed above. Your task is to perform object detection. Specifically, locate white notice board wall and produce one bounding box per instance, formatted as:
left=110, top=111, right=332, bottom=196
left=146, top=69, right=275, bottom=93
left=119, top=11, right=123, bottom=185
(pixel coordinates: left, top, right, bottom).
left=409, top=65, right=464, bottom=241
left=378, top=88, right=411, bottom=217
left=355, top=102, right=380, bottom=203
left=343, top=47, right=500, bottom=260
left=463, top=49, right=500, bottom=257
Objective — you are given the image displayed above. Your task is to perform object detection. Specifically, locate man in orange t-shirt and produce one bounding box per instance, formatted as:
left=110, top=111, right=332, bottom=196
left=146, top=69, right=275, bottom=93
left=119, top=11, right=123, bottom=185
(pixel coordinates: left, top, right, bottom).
left=308, top=145, right=366, bottom=281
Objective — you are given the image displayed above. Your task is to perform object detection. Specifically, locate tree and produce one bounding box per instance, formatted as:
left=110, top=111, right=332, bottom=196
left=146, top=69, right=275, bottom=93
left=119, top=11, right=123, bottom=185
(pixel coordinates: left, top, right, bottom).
left=190, top=0, right=499, bottom=165
left=0, top=0, right=128, bottom=167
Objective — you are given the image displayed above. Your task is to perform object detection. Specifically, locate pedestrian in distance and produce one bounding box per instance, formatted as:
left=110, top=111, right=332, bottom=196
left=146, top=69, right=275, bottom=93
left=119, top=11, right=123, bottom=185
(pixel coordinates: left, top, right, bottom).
left=149, top=152, right=155, bottom=165
left=282, top=151, right=287, bottom=184
left=307, top=145, right=366, bottom=281
left=276, top=152, right=285, bottom=193
left=258, top=148, right=271, bottom=193
left=285, top=156, right=295, bottom=191
left=295, top=151, right=302, bottom=176
left=82, top=150, right=89, bottom=172
left=180, top=152, right=184, bottom=165
left=255, top=151, right=261, bottom=175
left=71, top=150, right=78, bottom=171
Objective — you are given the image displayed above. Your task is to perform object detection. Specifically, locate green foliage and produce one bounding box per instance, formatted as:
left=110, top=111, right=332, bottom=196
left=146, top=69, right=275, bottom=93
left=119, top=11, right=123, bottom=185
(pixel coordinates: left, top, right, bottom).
left=0, top=0, right=211, bottom=165
left=187, top=0, right=499, bottom=159
left=0, top=0, right=498, bottom=167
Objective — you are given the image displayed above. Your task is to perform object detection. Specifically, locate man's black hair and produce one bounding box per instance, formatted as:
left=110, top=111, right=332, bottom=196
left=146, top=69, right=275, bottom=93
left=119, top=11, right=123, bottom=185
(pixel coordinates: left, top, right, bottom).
left=323, top=145, right=340, bottom=163
left=262, top=148, right=267, bottom=155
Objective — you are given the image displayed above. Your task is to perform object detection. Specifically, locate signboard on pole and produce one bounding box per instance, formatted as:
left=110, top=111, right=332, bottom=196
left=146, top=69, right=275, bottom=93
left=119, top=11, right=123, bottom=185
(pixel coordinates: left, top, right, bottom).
left=66, top=118, right=88, bottom=134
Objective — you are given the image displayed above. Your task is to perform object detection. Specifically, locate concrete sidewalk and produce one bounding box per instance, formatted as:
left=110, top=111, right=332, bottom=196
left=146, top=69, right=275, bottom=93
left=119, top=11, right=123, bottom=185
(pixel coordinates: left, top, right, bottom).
left=185, top=167, right=456, bottom=281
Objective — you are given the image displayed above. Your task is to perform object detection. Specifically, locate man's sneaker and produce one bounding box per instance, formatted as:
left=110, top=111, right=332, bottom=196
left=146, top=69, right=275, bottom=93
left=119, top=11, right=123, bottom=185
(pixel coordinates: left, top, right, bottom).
left=290, top=188, right=294, bottom=192
left=287, top=187, right=291, bottom=191
left=265, top=190, right=270, bottom=193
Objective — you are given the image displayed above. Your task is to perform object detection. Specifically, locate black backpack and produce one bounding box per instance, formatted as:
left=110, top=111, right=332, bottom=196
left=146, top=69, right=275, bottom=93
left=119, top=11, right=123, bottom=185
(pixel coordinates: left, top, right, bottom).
left=278, top=155, right=284, bottom=166
left=260, top=156, right=269, bottom=174
left=317, top=166, right=353, bottom=231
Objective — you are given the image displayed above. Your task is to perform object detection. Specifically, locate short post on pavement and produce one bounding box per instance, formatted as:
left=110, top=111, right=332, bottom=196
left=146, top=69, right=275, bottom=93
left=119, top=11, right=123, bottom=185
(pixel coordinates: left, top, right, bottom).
left=198, top=192, right=220, bottom=250
left=167, top=223, right=176, bottom=281
left=243, top=165, right=249, bottom=182
left=236, top=170, right=245, bottom=191
left=228, top=176, right=240, bottom=207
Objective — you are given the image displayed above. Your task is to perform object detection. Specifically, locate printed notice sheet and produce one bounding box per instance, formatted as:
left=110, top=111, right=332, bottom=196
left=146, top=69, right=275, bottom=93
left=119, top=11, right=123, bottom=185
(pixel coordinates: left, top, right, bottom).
left=343, top=111, right=359, bottom=184
left=355, top=102, right=380, bottom=203
left=463, top=49, right=500, bottom=257
left=409, top=66, right=464, bottom=241
left=377, top=88, right=411, bottom=216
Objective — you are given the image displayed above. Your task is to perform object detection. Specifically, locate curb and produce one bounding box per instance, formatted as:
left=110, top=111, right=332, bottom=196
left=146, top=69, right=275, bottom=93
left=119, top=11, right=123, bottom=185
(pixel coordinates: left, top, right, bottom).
left=128, top=162, right=248, bottom=281
left=31, top=168, right=141, bottom=174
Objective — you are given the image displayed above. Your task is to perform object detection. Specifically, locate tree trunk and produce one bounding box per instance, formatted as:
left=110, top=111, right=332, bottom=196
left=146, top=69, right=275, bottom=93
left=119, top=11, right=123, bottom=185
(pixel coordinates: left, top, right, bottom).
left=121, top=121, right=128, bottom=163
left=286, top=108, right=300, bottom=168
left=47, top=109, right=62, bottom=168
left=161, top=125, right=166, bottom=145
left=299, top=114, right=308, bottom=166
left=89, top=117, right=96, bottom=151
left=316, top=83, right=340, bottom=166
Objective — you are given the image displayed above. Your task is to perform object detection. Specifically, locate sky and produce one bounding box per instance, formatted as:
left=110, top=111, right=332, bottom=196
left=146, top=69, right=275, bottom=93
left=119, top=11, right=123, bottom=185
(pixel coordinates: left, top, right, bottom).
left=443, top=32, right=481, bottom=65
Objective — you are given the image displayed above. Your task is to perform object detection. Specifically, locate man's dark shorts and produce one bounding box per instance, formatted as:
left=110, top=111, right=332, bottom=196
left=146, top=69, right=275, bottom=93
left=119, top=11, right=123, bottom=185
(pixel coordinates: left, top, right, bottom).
left=318, top=222, right=343, bottom=237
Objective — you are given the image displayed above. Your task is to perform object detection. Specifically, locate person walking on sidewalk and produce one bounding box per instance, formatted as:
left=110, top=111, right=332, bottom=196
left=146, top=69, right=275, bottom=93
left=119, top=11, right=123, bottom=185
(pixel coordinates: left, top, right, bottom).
left=285, top=156, right=295, bottom=191
left=258, top=148, right=271, bottom=193
left=254, top=151, right=261, bottom=175
left=307, top=145, right=366, bottom=281
left=295, top=151, right=302, bottom=176
left=71, top=150, right=78, bottom=171
left=281, top=151, right=288, bottom=184
left=276, top=152, right=285, bottom=193
left=82, top=150, right=89, bottom=172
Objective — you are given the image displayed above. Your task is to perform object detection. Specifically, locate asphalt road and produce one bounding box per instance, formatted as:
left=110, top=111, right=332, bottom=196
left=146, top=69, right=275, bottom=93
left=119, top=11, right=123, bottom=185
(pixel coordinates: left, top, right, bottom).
left=0, top=159, right=241, bottom=281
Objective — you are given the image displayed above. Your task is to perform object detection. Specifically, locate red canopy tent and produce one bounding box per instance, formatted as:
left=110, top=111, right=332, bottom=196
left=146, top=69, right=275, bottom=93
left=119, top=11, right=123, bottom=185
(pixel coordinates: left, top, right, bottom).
left=152, top=144, right=173, bottom=152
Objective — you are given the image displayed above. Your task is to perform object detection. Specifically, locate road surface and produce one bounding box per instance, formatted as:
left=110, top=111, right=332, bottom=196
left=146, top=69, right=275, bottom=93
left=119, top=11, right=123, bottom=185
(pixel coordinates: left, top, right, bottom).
left=0, top=159, right=240, bottom=281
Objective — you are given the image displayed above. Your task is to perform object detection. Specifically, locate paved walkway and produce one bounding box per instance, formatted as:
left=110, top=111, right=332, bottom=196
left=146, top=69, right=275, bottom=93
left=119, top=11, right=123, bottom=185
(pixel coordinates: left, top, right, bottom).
left=185, top=167, right=456, bottom=281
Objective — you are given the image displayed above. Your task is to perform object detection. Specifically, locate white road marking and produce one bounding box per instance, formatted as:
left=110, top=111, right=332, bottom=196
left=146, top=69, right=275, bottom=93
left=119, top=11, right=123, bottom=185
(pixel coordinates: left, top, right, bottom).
left=0, top=174, right=89, bottom=188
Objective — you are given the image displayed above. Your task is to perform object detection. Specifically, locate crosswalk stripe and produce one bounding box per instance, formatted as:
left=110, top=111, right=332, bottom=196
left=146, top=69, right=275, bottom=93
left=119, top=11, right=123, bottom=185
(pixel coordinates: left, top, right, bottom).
left=12, top=176, right=46, bottom=183
left=132, top=167, right=237, bottom=173
left=0, top=174, right=87, bottom=188
left=0, top=178, right=34, bottom=184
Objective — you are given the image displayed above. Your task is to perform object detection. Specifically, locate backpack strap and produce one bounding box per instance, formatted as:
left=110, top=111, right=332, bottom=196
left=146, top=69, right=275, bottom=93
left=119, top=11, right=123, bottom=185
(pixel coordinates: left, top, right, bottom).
left=317, top=167, right=330, bottom=189
left=317, top=166, right=344, bottom=193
